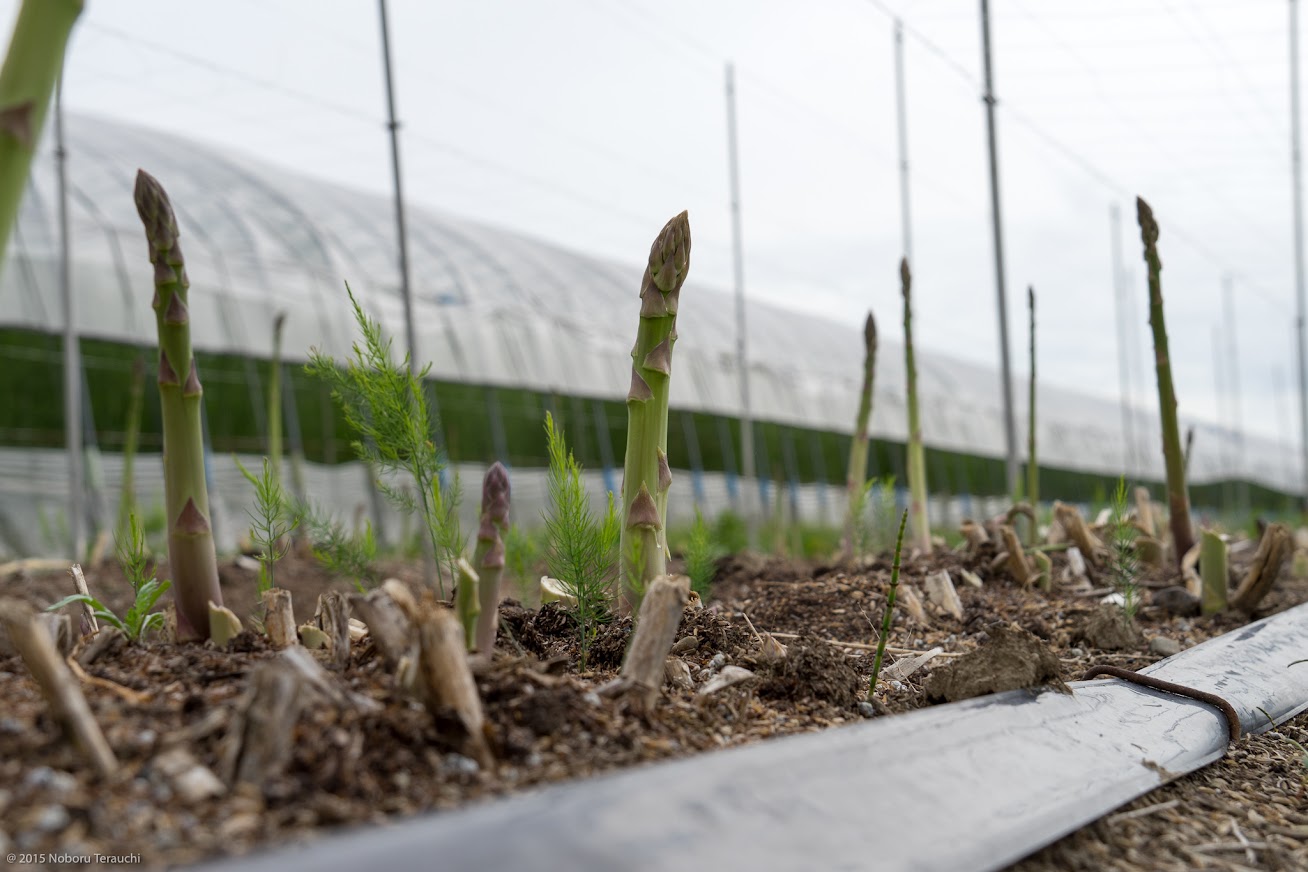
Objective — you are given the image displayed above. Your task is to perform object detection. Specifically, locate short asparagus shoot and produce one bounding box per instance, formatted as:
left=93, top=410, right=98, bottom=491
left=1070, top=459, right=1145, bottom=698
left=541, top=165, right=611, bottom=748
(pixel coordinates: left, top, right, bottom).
left=869, top=509, right=910, bottom=700
left=901, top=258, right=931, bottom=553
left=543, top=412, right=620, bottom=670
left=306, top=284, right=462, bottom=595
left=472, top=461, right=510, bottom=653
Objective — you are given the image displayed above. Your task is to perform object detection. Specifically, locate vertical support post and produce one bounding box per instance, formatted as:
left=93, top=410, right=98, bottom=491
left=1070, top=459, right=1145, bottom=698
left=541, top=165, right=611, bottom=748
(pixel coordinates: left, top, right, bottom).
left=725, top=63, right=755, bottom=538
left=1223, top=275, right=1249, bottom=514
left=1110, top=204, right=1138, bottom=475
left=1213, top=326, right=1233, bottom=512
left=979, top=0, right=1019, bottom=499
left=894, top=19, right=913, bottom=266
left=56, top=71, right=83, bottom=560
left=1292, top=0, right=1308, bottom=508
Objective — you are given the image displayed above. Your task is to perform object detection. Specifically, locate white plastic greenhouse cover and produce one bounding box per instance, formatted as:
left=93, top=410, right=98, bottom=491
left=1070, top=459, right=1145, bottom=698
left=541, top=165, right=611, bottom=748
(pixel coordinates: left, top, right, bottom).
left=0, top=112, right=1296, bottom=492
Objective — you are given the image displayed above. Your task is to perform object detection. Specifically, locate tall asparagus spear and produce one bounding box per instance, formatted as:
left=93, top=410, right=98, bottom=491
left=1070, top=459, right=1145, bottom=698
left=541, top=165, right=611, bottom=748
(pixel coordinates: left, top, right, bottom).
left=1026, top=285, right=1039, bottom=545
left=134, top=170, right=222, bottom=640
left=902, top=258, right=931, bottom=553
left=0, top=0, right=81, bottom=264
left=620, top=211, right=690, bottom=611
left=472, top=461, right=509, bottom=653
left=268, top=311, right=285, bottom=485
left=1136, top=197, right=1195, bottom=565
left=843, top=312, right=877, bottom=562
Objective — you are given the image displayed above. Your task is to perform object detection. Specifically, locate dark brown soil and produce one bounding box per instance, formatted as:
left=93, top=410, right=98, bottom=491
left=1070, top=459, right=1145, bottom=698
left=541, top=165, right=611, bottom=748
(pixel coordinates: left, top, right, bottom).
left=1, top=534, right=1306, bottom=870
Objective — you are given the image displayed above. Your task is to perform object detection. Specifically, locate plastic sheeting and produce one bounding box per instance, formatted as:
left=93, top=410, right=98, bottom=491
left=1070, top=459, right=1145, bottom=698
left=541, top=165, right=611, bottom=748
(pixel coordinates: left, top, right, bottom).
left=1, top=112, right=1296, bottom=491
left=192, top=603, right=1308, bottom=872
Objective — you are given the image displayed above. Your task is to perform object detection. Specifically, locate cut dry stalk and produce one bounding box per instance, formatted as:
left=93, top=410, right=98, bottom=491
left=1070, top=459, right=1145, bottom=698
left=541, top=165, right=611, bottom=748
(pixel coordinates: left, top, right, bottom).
left=69, top=563, right=97, bottom=635
left=262, top=588, right=296, bottom=649
left=604, top=574, right=690, bottom=714
left=844, top=312, right=878, bottom=561
left=1000, top=524, right=1036, bottom=587
left=348, top=586, right=413, bottom=669
left=0, top=597, right=117, bottom=776
left=1136, top=196, right=1196, bottom=564
left=1230, top=523, right=1293, bottom=614
left=1200, top=531, right=1228, bottom=615
left=314, top=592, right=351, bottom=670
left=1054, top=502, right=1104, bottom=566
left=414, top=601, right=493, bottom=769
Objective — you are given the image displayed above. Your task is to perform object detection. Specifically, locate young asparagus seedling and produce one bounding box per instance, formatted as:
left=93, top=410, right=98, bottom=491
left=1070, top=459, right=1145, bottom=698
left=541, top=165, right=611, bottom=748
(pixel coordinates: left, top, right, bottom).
left=235, top=456, right=297, bottom=595
left=472, top=461, right=510, bottom=653
left=1026, top=286, right=1039, bottom=545
left=901, top=259, right=931, bottom=553
left=620, top=211, right=690, bottom=611
left=0, top=0, right=82, bottom=265
left=268, top=312, right=286, bottom=484
left=844, top=312, right=878, bottom=562
left=1136, top=197, right=1195, bottom=564
left=133, top=170, right=222, bottom=640
left=869, top=509, right=910, bottom=700
left=684, top=508, right=723, bottom=601
left=1108, top=476, right=1140, bottom=623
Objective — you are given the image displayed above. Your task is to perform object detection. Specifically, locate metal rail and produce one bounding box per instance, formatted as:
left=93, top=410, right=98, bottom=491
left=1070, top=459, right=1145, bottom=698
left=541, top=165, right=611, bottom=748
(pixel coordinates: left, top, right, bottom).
left=195, top=602, right=1308, bottom=872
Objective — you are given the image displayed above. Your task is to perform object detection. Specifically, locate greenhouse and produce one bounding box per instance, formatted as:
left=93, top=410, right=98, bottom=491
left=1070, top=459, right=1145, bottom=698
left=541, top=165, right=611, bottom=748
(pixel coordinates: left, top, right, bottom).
left=0, top=112, right=1295, bottom=558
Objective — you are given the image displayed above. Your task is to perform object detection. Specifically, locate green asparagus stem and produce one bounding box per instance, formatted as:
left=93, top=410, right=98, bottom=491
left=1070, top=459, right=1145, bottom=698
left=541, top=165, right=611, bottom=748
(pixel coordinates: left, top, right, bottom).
left=133, top=169, right=222, bottom=640
left=472, top=461, right=509, bottom=653
left=1026, top=285, right=1039, bottom=545
left=1200, top=529, right=1227, bottom=615
left=0, top=0, right=81, bottom=264
left=268, top=311, right=285, bottom=485
left=1136, top=197, right=1195, bottom=564
left=843, top=312, right=877, bottom=562
left=901, top=258, right=930, bottom=553
left=454, top=556, right=479, bottom=647
left=620, top=211, right=690, bottom=611
left=868, top=509, right=909, bottom=700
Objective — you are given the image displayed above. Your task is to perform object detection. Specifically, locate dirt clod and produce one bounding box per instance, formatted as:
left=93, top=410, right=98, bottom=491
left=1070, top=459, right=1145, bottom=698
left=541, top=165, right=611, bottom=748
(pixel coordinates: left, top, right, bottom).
left=1076, top=603, right=1145, bottom=650
left=925, top=623, right=1067, bottom=703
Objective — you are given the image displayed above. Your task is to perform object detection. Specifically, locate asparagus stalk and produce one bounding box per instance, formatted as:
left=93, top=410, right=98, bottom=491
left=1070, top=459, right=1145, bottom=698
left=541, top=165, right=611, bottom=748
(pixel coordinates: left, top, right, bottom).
left=472, top=461, right=509, bottom=654
left=901, top=258, right=930, bottom=553
left=1200, top=530, right=1227, bottom=615
left=454, top=556, right=479, bottom=647
left=0, top=0, right=81, bottom=264
left=1136, top=197, right=1195, bottom=564
left=1026, top=285, right=1038, bottom=545
left=620, top=211, right=690, bottom=612
left=843, top=312, right=877, bottom=562
left=133, top=170, right=222, bottom=640
left=268, top=311, right=285, bottom=485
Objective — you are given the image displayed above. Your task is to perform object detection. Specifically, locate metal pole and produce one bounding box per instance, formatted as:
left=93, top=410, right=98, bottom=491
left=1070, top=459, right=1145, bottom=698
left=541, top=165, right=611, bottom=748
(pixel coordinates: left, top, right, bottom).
left=1109, top=204, right=1137, bottom=475
left=379, top=0, right=433, bottom=587
left=1292, top=0, right=1308, bottom=508
left=979, top=0, right=1019, bottom=498
left=56, top=72, right=83, bottom=561
left=1213, top=326, right=1233, bottom=511
left=725, top=63, right=756, bottom=531
left=894, top=19, right=913, bottom=266
left=1223, top=275, right=1249, bottom=513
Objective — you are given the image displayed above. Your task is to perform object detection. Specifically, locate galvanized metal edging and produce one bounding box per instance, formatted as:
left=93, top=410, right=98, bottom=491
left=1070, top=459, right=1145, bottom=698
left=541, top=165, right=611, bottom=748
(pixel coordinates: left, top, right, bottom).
left=195, top=602, right=1308, bottom=872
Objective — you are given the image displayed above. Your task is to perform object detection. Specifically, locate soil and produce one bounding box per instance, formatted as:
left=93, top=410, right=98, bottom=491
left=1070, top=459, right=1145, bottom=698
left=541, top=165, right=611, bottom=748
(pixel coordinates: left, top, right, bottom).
left=1, top=531, right=1307, bottom=870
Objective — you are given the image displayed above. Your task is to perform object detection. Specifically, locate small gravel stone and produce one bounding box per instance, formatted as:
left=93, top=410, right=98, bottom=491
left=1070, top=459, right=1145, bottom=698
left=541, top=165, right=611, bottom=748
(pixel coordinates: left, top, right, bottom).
left=0, top=717, right=23, bottom=734
left=1068, top=648, right=1085, bottom=658
left=24, top=766, right=77, bottom=796
left=857, top=701, right=878, bottom=718
left=708, top=652, right=727, bottom=671
left=1149, top=636, right=1182, bottom=658
left=32, top=804, right=70, bottom=834
left=582, top=691, right=601, bottom=706
left=444, top=754, right=480, bottom=776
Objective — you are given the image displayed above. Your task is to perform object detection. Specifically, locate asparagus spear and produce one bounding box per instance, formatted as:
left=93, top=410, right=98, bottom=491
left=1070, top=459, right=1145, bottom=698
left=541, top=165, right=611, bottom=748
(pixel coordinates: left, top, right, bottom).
left=133, top=170, right=222, bottom=640
left=1136, top=197, right=1195, bottom=564
left=1026, top=285, right=1038, bottom=545
left=620, top=211, right=690, bottom=611
left=472, top=461, right=510, bottom=653
left=843, top=312, right=877, bottom=562
left=268, top=311, right=285, bottom=485
left=902, top=258, right=931, bottom=553
left=0, top=0, right=81, bottom=265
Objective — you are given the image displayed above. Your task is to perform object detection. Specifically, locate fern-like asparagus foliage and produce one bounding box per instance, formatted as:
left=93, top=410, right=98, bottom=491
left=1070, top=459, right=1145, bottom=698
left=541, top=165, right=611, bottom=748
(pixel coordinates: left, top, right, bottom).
left=684, top=508, right=724, bottom=601
left=1108, top=475, right=1140, bottom=623
left=542, top=412, right=619, bottom=670
left=306, top=283, right=462, bottom=595
left=235, top=456, right=298, bottom=595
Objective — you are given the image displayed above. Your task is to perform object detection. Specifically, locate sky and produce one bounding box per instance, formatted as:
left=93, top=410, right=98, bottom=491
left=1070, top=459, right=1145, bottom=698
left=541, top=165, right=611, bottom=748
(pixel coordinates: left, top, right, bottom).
left=8, top=0, right=1305, bottom=451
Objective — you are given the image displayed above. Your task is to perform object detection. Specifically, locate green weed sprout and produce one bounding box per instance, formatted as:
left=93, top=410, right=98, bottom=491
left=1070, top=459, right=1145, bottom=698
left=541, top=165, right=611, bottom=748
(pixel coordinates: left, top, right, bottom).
left=134, top=170, right=221, bottom=640
left=306, top=283, right=463, bottom=596
left=543, top=412, right=620, bottom=671
left=48, top=514, right=170, bottom=642
left=844, top=312, right=878, bottom=561
left=868, top=509, right=910, bottom=700
left=235, top=456, right=297, bottom=595
left=1108, top=475, right=1140, bottom=622
left=0, top=0, right=82, bottom=265
left=620, top=211, right=690, bottom=611
left=684, top=508, right=723, bottom=601
left=901, top=259, right=931, bottom=553
left=1136, top=197, right=1195, bottom=564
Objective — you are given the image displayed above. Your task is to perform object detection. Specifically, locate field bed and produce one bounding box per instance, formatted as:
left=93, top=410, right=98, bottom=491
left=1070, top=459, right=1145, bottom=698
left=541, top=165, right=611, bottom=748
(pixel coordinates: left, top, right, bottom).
left=2, top=536, right=1306, bottom=870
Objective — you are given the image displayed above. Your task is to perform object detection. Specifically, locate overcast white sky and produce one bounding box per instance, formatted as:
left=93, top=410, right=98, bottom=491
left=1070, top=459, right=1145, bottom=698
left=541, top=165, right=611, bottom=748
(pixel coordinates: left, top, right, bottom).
left=8, top=0, right=1304, bottom=449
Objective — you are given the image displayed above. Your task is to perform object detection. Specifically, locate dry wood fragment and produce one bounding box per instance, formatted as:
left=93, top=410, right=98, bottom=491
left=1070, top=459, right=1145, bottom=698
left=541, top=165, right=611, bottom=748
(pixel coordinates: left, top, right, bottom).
left=262, top=588, right=296, bottom=649
left=315, top=592, right=352, bottom=669
left=69, top=563, right=98, bottom=635
left=899, top=584, right=929, bottom=625
left=698, top=665, right=755, bottom=696
left=1054, top=502, right=1104, bottom=565
left=1065, top=546, right=1087, bottom=581
left=1181, top=540, right=1203, bottom=597
left=960, top=521, right=990, bottom=554
left=602, top=575, right=690, bottom=714
left=959, top=568, right=983, bottom=588
left=1000, top=525, right=1036, bottom=587
left=348, top=618, right=368, bottom=641
left=664, top=658, right=693, bottom=690
left=885, top=647, right=944, bottom=682
left=923, top=570, right=964, bottom=619
left=414, top=602, right=493, bottom=769
left=1134, top=487, right=1156, bottom=538
left=348, top=586, right=414, bottom=669
left=0, top=597, right=117, bottom=776
left=1231, top=523, right=1294, bottom=614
